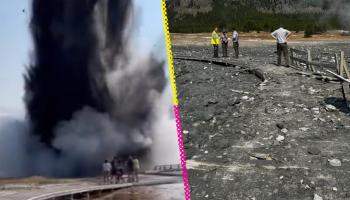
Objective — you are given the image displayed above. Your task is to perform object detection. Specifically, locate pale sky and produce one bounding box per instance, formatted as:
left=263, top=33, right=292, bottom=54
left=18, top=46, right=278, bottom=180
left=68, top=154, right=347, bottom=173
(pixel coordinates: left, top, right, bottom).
left=0, top=0, right=167, bottom=118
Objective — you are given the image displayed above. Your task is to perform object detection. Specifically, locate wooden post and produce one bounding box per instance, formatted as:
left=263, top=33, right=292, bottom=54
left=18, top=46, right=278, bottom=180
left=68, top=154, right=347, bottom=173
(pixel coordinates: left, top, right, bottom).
left=335, top=53, right=340, bottom=74
left=341, top=51, right=350, bottom=79
left=307, top=49, right=315, bottom=72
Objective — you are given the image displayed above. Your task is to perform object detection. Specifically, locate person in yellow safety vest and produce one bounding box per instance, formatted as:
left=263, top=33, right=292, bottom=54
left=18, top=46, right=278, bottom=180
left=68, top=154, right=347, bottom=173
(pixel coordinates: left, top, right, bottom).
left=211, top=27, right=219, bottom=58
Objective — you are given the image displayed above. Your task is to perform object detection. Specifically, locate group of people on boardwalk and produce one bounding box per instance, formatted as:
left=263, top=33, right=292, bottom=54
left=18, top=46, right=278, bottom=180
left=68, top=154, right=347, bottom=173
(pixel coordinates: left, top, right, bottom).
left=102, top=156, right=140, bottom=184
left=211, top=26, right=292, bottom=67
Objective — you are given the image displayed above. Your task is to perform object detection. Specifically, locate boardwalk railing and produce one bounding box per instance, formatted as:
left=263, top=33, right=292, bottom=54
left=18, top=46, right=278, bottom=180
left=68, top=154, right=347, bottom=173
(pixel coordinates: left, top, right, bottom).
left=153, top=164, right=181, bottom=172
left=290, top=47, right=350, bottom=107
left=290, top=48, right=337, bottom=72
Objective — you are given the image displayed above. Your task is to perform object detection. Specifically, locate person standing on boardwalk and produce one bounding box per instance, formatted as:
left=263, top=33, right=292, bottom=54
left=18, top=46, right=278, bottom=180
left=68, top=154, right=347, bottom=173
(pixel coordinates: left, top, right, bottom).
left=110, top=157, right=117, bottom=184
left=132, top=157, right=140, bottom=183
left=220, top=31, right=229, bottom=57
left=116, top=159, right=125, bottom=183
left=126, top=156, right=134, bottom=182
left=271, top=27, right=291, bottom=67
left=232, top=28, right=240, bottom=58
left=211, top=27, right=220, bottom=58
left=102, top=160, right=112, bottom=184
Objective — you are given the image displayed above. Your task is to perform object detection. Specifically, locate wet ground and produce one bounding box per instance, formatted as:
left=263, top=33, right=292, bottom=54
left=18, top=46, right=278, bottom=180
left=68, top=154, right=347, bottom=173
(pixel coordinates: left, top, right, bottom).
left=174, top=42, right=350, bottom=200
left=96, top=183, right=184, bottom=200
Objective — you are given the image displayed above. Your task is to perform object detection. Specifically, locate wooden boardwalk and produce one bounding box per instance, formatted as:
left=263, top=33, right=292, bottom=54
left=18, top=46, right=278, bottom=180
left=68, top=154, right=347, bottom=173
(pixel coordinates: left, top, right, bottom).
left=0, top=175, right=181, bottom=200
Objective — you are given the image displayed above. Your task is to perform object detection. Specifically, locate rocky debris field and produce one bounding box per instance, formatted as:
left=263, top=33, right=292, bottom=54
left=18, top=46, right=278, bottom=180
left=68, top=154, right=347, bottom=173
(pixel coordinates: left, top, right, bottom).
left=174, top=42, right=350, bottom=200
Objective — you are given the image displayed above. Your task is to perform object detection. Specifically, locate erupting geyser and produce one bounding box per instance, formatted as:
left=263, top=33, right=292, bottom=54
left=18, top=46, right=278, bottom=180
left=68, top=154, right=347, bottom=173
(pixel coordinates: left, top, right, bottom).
left=19, top=0, right=168, bottom=176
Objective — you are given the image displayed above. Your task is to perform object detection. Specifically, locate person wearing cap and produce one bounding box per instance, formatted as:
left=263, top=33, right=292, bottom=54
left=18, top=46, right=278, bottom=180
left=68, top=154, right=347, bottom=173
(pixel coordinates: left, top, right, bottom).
left=220, top=31, right=229, bottom=57
left=271, top=27, right=292, bottom=66
left=211, top=27, right=220, bottom=58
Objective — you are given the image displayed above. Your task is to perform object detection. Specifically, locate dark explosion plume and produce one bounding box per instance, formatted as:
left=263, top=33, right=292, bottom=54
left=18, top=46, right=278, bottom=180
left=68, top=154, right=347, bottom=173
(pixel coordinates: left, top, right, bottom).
left=24, top=0, right=166, bottom=154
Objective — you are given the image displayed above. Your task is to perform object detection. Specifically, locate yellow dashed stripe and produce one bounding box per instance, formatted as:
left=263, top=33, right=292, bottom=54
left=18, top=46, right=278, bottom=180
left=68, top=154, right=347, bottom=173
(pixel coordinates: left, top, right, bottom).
left=161, top=0, right=178, bottom=106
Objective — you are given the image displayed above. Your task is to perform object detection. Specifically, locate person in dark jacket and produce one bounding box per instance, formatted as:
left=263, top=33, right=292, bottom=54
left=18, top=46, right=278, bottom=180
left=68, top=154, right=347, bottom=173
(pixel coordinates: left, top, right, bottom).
left=126, top=156, right=134, bottom=182
left=220, top=31, right=229, bottom=57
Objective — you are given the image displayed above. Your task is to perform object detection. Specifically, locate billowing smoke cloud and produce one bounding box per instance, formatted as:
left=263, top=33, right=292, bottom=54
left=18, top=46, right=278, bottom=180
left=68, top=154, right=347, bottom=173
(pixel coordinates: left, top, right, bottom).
left=0, top=0, right=179, bottom=177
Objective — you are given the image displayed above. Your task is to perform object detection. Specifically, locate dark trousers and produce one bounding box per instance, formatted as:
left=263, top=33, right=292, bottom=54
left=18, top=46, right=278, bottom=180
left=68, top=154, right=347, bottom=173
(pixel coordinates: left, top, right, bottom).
left=222, top=43, right=228, bottom=57
left=277, top=43, right=289, bottom=66
left=213, top=45, right=219, bottom=57
left=233, top=42, right=239, bottom=58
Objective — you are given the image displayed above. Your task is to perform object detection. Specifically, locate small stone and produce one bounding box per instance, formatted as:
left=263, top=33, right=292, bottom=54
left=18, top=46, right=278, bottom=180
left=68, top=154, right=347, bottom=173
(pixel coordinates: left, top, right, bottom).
left=325, top=104, right=337, bottom=111
left=308, top=87, right=316, bottom=95
left=281, top=128, right=288, bottom=133
left=204, top=151, right=209, bottom=154
left=319, top=118, right=326, bottom=122
left=183, top=130, right=189, bottom=134
left=329, top=158, right=341, bottom=167
left=208, top=98, right=218, bottom=104
left=312, top=107, right=320, bottom=112
left=307, top=147, right=321, bottom=155
left=241, top=96, right=249, bottom=100
left=276, top=123, right=285, bottom=129
left=314, top=194, right=323, bottom=200
left=276, top=135, right=285, bottom=142
left=300, top=127, right=309, bottom=131
left=332, top=187, right=338, bottom=191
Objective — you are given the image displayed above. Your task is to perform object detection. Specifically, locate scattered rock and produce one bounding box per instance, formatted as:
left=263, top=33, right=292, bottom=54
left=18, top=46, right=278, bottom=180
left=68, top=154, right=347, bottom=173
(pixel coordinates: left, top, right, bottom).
left=250, top=153, right=273, bottom=161
left=281, top=128, right=288, bottom=133
left=229, top=98, right=241, bottom=106
left=307, top=147, right=321, bottom=155
left=276, top=123, right=285, bottom=130
left=328, top=158, right=342, bottom=167
left=276, top=135, right=285, bottom=142
left=325, top=104, right=337, bottom=112
left=208, top=98, right=218, bottom=105
left=314, top=194, right=323, bottom=200
left=312, top=107, right=320, bottom=112
left=300, top=127, right=309, bottom=132
left=241, top=96, right=250, bottom=100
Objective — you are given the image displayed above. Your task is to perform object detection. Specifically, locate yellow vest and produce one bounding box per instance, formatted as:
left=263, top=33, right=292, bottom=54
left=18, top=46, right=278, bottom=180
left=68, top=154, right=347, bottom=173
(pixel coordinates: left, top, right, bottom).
left=211, top=31, right=219, bottom=45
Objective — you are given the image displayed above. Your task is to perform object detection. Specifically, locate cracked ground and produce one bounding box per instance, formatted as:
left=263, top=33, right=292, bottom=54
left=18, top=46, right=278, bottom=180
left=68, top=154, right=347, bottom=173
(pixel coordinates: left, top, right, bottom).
left=173, top=42, right=350, bottom=200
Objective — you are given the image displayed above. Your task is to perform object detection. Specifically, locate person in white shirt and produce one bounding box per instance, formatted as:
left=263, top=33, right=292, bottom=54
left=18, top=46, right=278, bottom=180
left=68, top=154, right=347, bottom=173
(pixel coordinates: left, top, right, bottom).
left=102, top=160, right=112, bottom=184
left=271, top=27, right=292, bottom=66
left=132, top=157, right=140, bottom=183
left=232, top=29, right=239, bottom=58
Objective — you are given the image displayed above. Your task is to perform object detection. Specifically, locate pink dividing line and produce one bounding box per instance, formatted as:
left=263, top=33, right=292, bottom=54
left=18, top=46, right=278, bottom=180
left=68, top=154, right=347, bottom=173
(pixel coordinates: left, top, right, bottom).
left=173, top=105, right=191, bottom=200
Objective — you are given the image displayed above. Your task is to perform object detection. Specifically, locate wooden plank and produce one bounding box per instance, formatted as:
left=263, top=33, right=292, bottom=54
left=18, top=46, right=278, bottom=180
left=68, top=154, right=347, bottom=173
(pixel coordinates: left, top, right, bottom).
left=291, top=57, right=335, bottom=68
left=307, top=49, right=316, bottom=72
left=340, top=51, right=345, bottom=77
left=290, top=48, right=308, bottom=56
left=335, top=53, right=340, bottom=74
left=341, top=51, right=350, bottom=79
left=342, top=82, right=350, bottom=108
left=325, top=70, right=350, bottom=83
left=294, top=71, right=339, bottom=82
